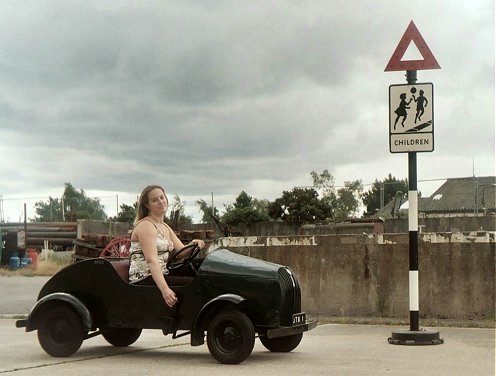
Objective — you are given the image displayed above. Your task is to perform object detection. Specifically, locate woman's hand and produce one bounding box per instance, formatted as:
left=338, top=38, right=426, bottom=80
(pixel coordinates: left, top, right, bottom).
left=162, top=287, right=178, bottom=307
left=191, top=239, right=206, bottom=249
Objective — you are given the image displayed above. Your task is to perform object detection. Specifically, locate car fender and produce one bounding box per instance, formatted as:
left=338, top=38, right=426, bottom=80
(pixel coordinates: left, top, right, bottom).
left=190, top=293, right=246, bottom=346
left=24, top=292, right=92, bottom=332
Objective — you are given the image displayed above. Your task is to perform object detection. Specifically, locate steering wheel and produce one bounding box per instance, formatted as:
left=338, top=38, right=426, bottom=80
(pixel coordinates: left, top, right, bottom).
left=166, top=243, right=201, bottom=273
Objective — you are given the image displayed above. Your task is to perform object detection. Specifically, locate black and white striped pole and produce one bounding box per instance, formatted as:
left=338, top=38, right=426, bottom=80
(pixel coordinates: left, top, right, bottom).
left=408, top=148, right=419, bottom=331
left=388, top=70, right=443, bottom=345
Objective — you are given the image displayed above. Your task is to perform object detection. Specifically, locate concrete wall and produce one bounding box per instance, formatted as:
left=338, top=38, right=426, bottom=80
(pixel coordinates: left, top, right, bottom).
left=384, top=216, right=496, bottom=233
left=209, top=232, right=495, bottom=321
left=182, top=215, right=496, bottom=238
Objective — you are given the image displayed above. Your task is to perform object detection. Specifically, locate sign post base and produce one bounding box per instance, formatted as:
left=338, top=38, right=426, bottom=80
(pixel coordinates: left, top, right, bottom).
left=388, top=329, right=444, bottom=345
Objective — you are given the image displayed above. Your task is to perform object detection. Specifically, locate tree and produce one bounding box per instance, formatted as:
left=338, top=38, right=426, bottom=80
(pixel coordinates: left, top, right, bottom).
left=196, top=199, right=219, bottom=224
left=311, top=169, right=335, bottom=198
left=268, top=187, right=332, bottom=225
left=334, top=180, right=364, bottom=220
left=168, top=194, right=193, bottom=227
left=32, top=197, right=62, bottom=222
left=311, top=169, right=338, bottom=212
left=362, top=174, right=408, bottom=217
left=310, top=170, right=363, bottom=220
left=222, top=191, right=270, bottom=226
left=112, top=203, right=137, bottom=225
left=33, top=183, right=107, bottom=222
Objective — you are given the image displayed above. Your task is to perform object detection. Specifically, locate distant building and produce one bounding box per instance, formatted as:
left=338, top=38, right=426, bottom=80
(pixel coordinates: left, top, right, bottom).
left=377, top=176, right=496, bottom=219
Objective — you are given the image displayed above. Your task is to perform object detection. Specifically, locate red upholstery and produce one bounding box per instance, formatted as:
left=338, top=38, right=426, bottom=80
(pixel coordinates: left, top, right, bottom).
left=110, top=258, right=130, bottom=282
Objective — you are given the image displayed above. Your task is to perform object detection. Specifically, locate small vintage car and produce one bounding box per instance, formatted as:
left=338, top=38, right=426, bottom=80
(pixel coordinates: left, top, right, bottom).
left=16, top=244, right=316, bottom=364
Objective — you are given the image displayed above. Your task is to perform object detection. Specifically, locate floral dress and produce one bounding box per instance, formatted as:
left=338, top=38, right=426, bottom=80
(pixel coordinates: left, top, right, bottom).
left=128, top=232, right=174, bottom=284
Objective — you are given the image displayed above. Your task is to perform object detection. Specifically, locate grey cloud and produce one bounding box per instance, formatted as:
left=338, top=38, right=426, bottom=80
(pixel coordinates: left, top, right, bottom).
left=0, top=0, right=493, bottom=218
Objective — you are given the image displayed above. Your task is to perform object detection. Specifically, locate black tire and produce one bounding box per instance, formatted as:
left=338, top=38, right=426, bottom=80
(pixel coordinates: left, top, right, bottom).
left=259, top=333, right=303, bottom=352
left=37, top=305, right=86, bottom=357
left=102, top=328, right=142, bottom=347
left=207, top=310, right=255, bottom=364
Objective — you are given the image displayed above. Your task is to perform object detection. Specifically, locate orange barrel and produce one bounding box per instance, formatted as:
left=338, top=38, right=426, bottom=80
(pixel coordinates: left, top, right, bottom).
left=28, top=248, right=38, bottom=269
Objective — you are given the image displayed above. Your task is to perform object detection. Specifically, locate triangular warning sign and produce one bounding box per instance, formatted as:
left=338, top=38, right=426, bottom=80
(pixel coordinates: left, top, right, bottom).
left=385, top=21, right=441, bottom=71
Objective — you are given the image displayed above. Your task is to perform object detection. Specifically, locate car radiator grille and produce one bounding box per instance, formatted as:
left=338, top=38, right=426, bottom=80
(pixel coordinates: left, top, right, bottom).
left=278, top=267, right=302, bottom=325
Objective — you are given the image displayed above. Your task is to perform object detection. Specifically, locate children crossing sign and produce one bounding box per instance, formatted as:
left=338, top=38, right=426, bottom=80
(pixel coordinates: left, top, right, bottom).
left=389, top=82, right=434, bottom=153
left=384, top=21, right=440, bottom=71
left=385, top=21, right=443, bottom=347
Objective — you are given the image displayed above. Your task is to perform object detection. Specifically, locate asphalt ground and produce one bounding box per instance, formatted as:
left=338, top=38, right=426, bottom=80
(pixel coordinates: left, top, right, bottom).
left=2, top=320, right=495, bottom=375
left=1, top=276, right=495, bottom=375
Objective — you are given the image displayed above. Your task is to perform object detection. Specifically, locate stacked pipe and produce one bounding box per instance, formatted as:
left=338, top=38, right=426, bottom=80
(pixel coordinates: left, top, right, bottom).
left=0, top=222, right=77, bottom=249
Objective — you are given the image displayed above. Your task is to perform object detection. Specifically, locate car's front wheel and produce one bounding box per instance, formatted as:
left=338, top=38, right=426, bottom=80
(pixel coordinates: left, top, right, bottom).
left=37, top=305, right=86, bottom=357
left=102, top=328, right=142, bottom=347
left=207, top=310, right=255, bottom=364
left=259, top=332, right=303, bottom=352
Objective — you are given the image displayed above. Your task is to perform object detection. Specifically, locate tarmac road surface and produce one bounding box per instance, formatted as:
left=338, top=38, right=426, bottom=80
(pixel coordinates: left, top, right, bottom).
left=0, top=276, right=50, bottom=315
left=0, top=276, right=494, bottom=375
left=1, top=320, right=494, bottom=375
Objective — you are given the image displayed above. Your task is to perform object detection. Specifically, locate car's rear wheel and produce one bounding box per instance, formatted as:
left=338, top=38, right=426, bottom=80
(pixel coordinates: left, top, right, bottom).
left=207, top=310, right=255, bottom=364
left=102, top=328, right=142, bottom=347
left=259, top=332, right=303, bottom=352
left=37, top=305, right=86, bottom=357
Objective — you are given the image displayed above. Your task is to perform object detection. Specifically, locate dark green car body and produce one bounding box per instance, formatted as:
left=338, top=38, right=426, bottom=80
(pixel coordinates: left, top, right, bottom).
left=17, top=248, right=316, bottom=364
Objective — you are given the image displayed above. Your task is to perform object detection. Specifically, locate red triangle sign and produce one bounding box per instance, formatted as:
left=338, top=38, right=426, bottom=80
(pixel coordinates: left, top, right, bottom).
left=385, top=21, right=441, bottom=71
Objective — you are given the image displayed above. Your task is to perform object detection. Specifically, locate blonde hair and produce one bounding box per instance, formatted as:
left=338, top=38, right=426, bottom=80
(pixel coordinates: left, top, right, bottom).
left=134, top=185, right=168, bottom=224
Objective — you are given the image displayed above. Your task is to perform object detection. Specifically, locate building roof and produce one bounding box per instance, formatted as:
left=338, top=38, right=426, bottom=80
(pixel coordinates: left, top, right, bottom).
left=376, top=176, right=496, bottom=218
left=421, top=176, right=495, bottom=213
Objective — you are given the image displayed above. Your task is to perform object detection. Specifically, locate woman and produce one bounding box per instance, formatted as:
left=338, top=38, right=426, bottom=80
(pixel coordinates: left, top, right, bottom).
left=128, top=185, right=205, bottom=307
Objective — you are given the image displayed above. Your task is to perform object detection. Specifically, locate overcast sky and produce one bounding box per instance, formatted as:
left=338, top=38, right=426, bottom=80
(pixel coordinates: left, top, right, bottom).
left=0, top=0, right=494, bottom=222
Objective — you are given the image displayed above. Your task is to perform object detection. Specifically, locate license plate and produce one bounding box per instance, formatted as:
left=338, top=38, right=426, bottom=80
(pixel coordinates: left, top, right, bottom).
left=292, top=312, right=306, bottom=325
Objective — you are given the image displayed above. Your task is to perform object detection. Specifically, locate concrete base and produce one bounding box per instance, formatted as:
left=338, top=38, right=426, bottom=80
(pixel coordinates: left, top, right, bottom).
left=388, top=329, right=444, bottom=345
